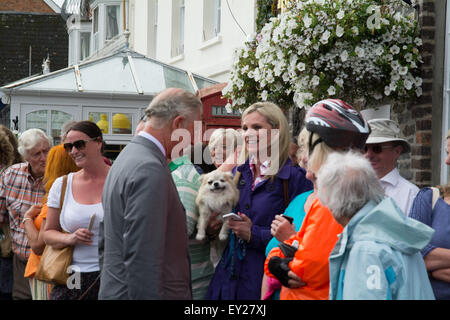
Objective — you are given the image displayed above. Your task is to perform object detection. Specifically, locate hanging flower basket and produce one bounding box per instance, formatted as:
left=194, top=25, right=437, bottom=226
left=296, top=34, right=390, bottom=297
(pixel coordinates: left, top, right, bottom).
left=223, top=0, right=423, bottom=111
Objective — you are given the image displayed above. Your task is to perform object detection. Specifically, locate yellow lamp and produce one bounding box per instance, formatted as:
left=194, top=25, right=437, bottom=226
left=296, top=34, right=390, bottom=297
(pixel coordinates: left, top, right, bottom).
left=97, top=114, right=109, bottom=134
left=112, top=113, right=131, bottom=134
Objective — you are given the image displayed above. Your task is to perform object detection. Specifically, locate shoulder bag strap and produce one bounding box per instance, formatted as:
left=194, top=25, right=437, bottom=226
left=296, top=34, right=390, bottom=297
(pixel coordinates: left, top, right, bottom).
left=283, top=179, right=289, bottom=211
left=60, top=175, right=68, bottom=211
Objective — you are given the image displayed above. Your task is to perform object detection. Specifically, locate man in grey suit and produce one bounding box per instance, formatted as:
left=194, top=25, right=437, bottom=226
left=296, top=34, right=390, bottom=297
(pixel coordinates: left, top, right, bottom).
left=99, top=88, right=202, bottom=299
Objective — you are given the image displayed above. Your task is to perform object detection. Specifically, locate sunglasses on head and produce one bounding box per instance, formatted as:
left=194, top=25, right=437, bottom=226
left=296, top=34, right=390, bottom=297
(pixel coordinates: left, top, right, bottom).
left=64, top=137, right=98, bottom=152
left=363, top=144, right=393, bottom=154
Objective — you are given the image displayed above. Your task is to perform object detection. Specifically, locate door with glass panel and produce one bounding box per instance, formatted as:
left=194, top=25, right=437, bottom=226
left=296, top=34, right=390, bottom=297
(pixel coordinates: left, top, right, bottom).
left=21, top=105, right=81, bottom=145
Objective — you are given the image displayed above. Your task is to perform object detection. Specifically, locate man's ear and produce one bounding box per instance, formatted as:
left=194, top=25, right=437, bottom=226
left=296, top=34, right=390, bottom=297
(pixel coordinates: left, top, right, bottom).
left=172, top=115, right=185, bottom=130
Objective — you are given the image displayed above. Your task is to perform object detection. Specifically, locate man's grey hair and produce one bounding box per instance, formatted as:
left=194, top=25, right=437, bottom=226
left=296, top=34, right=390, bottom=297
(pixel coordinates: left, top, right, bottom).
left=317, top=151, right=385, bottom=223
left=18, top=128, right=53, bottom=159
left=145, top=89, right=202, bottom=126
left=61, top=120, right=77, bottom=141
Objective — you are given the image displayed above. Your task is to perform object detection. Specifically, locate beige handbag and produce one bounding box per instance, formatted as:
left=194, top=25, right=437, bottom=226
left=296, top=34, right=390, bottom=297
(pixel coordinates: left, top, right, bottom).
left=35, top=175, right=74, bottom=285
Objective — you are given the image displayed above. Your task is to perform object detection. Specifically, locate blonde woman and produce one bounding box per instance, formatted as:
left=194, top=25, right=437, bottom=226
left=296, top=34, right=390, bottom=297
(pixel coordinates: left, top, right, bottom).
left=206, top=102, right=313, bottom=300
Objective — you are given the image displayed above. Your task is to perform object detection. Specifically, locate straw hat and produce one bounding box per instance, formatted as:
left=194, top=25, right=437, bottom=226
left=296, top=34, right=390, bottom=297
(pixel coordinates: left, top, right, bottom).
left=366, top=119, right=410, bottom=154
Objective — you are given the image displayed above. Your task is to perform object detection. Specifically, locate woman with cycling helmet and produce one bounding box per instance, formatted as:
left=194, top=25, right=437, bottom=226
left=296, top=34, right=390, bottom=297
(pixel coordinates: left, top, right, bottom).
left=264, top=99, right=370, bottom=300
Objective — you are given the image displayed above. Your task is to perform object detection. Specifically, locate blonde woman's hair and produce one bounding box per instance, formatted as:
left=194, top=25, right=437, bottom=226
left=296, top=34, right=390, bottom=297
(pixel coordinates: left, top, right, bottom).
left=296, top=127, right=309, bottom=168
left=238, top=101, right=290, bottom=178
left=306, top=131, right=334, bottom=175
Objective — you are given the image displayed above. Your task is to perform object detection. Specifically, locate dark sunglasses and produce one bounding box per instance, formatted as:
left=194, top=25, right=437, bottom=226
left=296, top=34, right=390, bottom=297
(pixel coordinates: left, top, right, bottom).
left=364, top=144, right=393, bottom=154
left=64, top=137, right=98, bottom=152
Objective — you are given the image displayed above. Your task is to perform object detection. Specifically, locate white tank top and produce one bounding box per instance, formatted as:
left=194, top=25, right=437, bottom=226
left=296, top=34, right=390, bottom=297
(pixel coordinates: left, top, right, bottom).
left=47, top=172, right=104, bottom=273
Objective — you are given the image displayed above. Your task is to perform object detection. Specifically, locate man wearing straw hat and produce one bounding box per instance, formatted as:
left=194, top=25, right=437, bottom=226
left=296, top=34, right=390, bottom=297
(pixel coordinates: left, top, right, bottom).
left=364, top=118, right=419, bottom=216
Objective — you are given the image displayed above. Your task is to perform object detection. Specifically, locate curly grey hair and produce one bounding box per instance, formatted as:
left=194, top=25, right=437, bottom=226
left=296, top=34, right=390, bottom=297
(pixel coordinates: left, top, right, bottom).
left=317, top=151, right=385, bottom=224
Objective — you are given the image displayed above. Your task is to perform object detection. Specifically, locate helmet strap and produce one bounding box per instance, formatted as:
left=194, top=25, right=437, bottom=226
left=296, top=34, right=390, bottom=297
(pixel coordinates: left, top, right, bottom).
left=308, top=133, right=323, bottom=155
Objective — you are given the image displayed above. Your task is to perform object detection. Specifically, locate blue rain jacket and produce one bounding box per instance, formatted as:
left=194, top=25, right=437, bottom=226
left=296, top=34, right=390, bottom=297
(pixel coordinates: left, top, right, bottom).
left=329, top=198, right=435, bottom=300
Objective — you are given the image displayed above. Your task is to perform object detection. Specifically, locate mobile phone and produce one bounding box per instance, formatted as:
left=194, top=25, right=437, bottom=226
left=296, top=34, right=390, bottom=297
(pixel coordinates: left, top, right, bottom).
left=281, top=214, right=294, bottom=224
left=222, top=213, right=243, bottom=221
left=88, top=213, right=96, bottom=231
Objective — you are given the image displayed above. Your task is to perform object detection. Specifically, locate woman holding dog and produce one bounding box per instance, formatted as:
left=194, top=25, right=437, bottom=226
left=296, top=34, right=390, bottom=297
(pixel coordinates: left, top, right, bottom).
left=264, top=99, right=371, bottom=300
left=206, top=102, right=313, bottom=300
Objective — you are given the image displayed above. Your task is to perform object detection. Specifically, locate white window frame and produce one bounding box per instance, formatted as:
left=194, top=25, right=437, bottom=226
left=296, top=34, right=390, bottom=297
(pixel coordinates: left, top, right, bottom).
left=171, top=0, right=185, bottom=58
left=202, top=0, right=222, bottom=46
left=91, top=1, right=124, bottom=54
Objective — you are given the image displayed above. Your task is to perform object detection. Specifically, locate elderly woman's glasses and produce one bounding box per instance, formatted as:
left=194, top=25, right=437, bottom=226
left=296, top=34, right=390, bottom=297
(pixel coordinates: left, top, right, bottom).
left=64, top=137, right=98, bottom=152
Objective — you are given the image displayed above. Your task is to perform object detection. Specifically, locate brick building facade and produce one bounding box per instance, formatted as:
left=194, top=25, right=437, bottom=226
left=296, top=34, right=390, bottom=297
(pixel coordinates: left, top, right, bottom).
left=393, top=0, right=438, bottom=189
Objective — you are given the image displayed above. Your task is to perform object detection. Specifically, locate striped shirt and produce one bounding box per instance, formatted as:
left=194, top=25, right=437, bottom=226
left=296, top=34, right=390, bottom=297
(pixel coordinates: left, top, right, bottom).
left=169, top=155, right=214, bottom=300
left=0, top=162, right=45, bottom=260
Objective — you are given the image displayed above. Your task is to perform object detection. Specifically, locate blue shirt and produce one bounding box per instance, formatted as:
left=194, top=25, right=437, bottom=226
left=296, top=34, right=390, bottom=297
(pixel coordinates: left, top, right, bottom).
left=409, top=188, right=450, bottom=300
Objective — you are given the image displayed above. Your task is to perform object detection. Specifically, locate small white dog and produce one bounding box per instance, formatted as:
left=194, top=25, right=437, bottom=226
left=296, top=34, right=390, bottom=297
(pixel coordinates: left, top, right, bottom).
left=195, top=170, right=239, bottom=241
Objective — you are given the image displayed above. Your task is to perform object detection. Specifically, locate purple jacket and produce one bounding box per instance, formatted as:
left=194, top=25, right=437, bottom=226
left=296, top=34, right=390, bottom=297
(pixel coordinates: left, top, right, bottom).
left=206, top=158, right=313, bottom=300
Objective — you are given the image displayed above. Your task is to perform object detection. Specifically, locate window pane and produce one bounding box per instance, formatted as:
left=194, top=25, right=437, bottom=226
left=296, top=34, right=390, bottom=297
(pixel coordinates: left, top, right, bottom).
left=112, top=113, right=132, bottom=134
left=93, top=7, right=99, bottom=33
left=106, top=5, right=120, bottom=40
left=80, top=32, right=91, bottom=60
left=90, top=112, right=109, bottom=134
left=26, top=110, right=47, bottom=133
left=51, top=111, right=73, bottom=145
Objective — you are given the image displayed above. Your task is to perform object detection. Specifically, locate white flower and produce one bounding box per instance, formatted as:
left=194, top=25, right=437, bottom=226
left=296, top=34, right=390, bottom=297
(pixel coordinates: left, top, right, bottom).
left=391, top=60, right=400, bottom=70
left=398, top=66, right=408, bottom=76
left=336, top=25, right=344, bottom=38
left=414, top=38, right=423, bottom=46
left=337, top=10, right=345, bottom=20
left=261, top=90, right=268, bottom=101
left=390, top=45, right=400, bottom=55
left=404, top=79, right=413, bottom=90
left=382, top=32, right=393, bottom=42
left=351, top=26, right=359, bottom=36
left=416, top=87, right=423, bottom=97
left=375, top=45, right=384, bottom=56
left=320, top=31, right=331, bottom=44
left=315, top=0, right=325, bottom=5
left=415, top=77, right=423, bottom=87
left=311, top=75, right=320, bottom=87
left=335, top=78, right=344, bottom=87
left=297, top=62, right=306, bottom=71
left=389, top=82, right=397, bottom=92
left=303, top=14, right=312, bottom=28
left=384, top=86, right=391, bottom=96
left=327, top=86, right=336, bottom=96
left=340, top=50, right=349, bottom=62
left=355, top=46, right=365, bottom=58
left=405, top=53, right=413, bottom=62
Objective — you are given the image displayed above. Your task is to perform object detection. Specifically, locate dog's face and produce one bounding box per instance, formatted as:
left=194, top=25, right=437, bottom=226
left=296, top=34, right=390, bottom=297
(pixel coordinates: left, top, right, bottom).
left=201, top=170, right=234, bottom=193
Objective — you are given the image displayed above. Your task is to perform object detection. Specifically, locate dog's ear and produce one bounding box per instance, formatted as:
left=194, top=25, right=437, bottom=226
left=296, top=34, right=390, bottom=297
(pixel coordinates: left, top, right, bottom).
left=224, top=171, right=234, bottom=181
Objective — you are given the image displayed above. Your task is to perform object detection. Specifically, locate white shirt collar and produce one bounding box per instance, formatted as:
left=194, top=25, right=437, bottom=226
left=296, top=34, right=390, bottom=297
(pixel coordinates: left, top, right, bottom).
left=380, top=168, right=400, bottom=187
left=138, top=131, right=166, bottom=157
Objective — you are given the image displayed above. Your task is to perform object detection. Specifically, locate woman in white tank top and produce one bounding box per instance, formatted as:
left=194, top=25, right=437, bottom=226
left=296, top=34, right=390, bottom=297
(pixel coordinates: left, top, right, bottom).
left=43, top=121, right=110, bottom=300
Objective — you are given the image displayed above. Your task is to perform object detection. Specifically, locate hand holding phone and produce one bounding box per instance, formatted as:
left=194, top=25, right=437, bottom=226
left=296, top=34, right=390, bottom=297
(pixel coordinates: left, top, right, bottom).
left=222, top=212, right=243, bottom=221
left=88, top=213, right=96, bottom=231
left=281, top=214, right=294, bottom=224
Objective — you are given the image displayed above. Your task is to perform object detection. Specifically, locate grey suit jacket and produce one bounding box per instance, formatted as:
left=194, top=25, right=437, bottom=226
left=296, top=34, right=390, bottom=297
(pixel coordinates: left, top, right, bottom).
left=98, top=135, right=192, bottom=300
